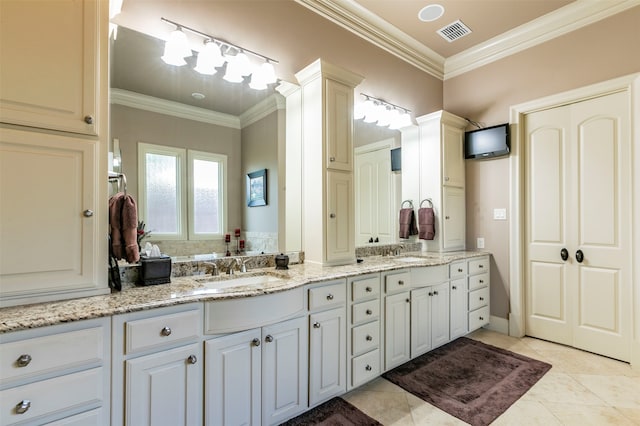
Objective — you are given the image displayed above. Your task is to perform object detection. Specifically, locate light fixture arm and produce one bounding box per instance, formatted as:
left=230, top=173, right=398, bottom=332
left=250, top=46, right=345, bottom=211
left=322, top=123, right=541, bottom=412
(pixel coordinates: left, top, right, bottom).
left=161, top=17, right=278, bottom=64
left=360, top=93, right=411, bottom=114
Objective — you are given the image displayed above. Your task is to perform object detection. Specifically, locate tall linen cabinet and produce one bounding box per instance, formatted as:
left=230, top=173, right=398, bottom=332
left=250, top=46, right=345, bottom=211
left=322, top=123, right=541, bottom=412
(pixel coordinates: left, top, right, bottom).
left=0, top=0, right=109, bottom=307
left=401, top=111, right=467, bottom=252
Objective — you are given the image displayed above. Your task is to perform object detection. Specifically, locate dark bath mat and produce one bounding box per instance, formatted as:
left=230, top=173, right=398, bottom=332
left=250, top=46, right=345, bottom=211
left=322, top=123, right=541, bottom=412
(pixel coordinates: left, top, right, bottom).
left=280, top=396, right=382, bottom=426
left=383, top=337, right=551, bottom=426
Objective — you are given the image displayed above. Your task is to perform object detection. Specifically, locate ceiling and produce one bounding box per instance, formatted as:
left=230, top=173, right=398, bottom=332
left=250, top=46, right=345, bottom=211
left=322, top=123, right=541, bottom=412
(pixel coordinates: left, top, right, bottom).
left=110, top=0, right=633, bottom=115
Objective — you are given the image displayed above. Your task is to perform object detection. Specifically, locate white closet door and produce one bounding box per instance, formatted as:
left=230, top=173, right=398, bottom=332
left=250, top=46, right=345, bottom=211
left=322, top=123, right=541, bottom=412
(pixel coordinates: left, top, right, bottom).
left=524, top=91, right=631, bottom=362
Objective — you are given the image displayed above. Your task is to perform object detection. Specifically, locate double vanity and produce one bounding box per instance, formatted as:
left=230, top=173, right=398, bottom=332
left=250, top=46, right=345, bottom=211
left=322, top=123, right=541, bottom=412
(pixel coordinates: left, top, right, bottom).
left=0, top=251, right=490, bottom=425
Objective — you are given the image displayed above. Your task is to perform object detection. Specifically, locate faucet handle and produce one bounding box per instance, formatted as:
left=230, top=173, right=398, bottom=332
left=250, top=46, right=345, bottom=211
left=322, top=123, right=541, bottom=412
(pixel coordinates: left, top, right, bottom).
left=203, top=262, right=218, bottom=276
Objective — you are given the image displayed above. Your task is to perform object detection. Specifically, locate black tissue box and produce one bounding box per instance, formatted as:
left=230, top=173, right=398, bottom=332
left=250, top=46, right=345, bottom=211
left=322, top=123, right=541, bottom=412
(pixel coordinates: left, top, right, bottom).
left=139, top=255, right=172, bottom=285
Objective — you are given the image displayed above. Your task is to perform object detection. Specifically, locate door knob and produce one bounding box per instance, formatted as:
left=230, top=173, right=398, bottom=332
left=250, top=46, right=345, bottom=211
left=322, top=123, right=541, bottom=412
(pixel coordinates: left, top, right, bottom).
left=560, top=248, right=569, bottom=261
left=576, top=249, right=584, bottom=263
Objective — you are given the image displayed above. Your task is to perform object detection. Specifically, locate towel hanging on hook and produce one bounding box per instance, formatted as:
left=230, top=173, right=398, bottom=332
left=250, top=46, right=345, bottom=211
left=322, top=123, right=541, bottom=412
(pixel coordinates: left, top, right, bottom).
left=401, top=199, right=414, bottom=209
left=108, top=171, right=127, bottom=196
left=418, top=198, right=435, bottom=240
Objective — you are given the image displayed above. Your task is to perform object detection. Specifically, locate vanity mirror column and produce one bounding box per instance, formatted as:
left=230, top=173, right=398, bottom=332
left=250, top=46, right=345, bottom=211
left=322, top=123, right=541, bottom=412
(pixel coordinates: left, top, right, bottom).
left=295, top=59, right=363, bottom=265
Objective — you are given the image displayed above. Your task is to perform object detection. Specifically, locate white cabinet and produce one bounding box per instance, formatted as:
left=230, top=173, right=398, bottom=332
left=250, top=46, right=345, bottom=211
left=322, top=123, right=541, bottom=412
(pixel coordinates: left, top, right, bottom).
left=383, top=270, right=412, bottom=371
left=401, top=110, right=467, bottom=252
left=205, top=316, right=308, bottom=426
left=308, top=279, right=346, bottom=407
left=449, top=262, right=469, bottom=340
left=0, top=0, right=108, bottom=308
left=410, top=282, right=450, bottom=358
left=468, top=256, right=491, bottom=331
left=0, top=0, right=103, bottom=135
left=111, top=304, right=203, bottom=426
left=0, top=318, right=110, bottom=425
left=296, top=59, right=363, bottom=265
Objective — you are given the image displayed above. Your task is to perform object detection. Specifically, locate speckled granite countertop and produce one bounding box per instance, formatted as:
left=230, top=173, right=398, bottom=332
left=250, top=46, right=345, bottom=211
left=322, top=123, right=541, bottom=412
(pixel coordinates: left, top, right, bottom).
left=0, top=251, right=488, bottom=334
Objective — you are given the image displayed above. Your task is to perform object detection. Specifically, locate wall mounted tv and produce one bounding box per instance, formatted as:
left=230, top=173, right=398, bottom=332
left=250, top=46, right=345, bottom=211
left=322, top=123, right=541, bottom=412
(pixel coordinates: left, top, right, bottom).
left=464, top=123, right=510, bottom=159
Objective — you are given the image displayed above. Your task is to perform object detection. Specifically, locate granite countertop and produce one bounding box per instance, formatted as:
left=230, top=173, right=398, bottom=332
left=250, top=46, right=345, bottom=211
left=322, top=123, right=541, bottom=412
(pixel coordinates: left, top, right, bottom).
left=0, top=251, right=488, bottom=334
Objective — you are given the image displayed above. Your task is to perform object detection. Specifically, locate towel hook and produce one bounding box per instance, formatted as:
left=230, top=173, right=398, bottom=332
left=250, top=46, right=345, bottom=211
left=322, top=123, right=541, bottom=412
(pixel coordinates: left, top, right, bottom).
left=401, top=200, right=414, bottom=209
left=420, top=199, right=433, bottom=208
left=108, top=172, right=128, bottom=196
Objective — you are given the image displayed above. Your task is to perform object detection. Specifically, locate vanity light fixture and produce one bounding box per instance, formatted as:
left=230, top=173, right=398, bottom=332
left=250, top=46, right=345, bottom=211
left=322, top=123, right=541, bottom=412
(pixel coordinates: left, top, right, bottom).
left=161, top=17, right=279, bottom=89
left=355, top=94, right=413, bottom=129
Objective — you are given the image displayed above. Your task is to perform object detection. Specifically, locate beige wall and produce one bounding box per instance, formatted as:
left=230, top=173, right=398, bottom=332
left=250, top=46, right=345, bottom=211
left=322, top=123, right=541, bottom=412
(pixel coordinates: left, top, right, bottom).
left=443, top=6, right=640, bottom=319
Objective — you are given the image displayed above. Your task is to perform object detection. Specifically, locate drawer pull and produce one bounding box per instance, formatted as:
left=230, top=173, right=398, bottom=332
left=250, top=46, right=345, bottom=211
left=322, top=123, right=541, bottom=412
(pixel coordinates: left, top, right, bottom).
left=326, top=294, right=334, bottom=300
left=479, top=316, right=484, bottom=321
left=458, top=268, right=463, bottom=273
left=479, top=297, right=484, bottom=301
left=366, top=286, right=372, bottom=292
left=160, top=326, right=172, bottom=337
left=252, top=338, right=261, bottom=347
left=265, top=335, right=274, bottom=343
left=366, top=309, right=373, bottom=315
left=330, top=156, right=336, bottom=162
left=452, top=286, right=457, bottom=290
left=15, top=400, right=31, bottom=414
left=366, top=335, right=373, bottom=341
left=329, top=213, right=336, bottom=218
left=428, top=292, right=433, bottom=296
left=398, top=280, right=404, bottom=285
left=187, top=355, right=197, bottom=364
left=433, top=290, right=439, bottom=296
left=365, top=365, right=372, bottom=371
left=479, top=280, right=484, bottom=284
left=16, top=354, right=32, bottom=367
left=313, top=322, right=321, bottom=329
left=479, top=264, right=484, bottom=269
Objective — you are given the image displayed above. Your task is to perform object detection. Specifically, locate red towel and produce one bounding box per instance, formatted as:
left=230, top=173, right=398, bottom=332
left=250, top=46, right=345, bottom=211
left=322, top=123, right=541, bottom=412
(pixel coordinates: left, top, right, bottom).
left=109, top=192, right=140, bottom=263
left=399, top=208, right=418, bottom=239
left=418, top=207, right=435, bottom=240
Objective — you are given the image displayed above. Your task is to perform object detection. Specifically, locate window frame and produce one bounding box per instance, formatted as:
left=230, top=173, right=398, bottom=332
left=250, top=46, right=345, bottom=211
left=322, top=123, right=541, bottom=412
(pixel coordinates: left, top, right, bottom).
left=187, top=149, right=227, bottom=240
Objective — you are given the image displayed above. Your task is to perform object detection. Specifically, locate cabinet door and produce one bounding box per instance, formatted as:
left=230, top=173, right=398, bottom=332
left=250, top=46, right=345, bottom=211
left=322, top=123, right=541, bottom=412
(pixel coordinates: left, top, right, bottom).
left=355, top=147, right=393, bottom=245
left=431, top=283, right=451, bottom=348
left=442, top=186, right=465, bottom=250
left=262, top=317, right=308, bottom=425
left=126, top=343, right=202, bottom=426
left=0, top=0, right=100, bottom=135
left=410, top=288, right=432, bottom=358
left=441, top=124, right=465, bottom=187
left=384, top=292, right=411, bottom=370
left=205, top=329, right=261, bottom=426
left=0, top=128, right=100, bottom=306
left=325, top=79, right=353, bottom=171
left=326, top=170, right=354, bottom=263
left=450, top=278, right=468, bottom=340
left=309, top=307, right=346, bottom=406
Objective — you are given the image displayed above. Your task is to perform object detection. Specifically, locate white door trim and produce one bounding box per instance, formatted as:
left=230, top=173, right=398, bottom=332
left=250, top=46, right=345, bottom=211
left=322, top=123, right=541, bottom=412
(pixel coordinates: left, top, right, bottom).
left=508, top=72, right=640, bottom=366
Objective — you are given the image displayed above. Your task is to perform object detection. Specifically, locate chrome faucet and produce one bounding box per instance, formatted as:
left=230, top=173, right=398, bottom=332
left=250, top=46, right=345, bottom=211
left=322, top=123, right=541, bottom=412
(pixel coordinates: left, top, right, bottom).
left=240, top=258, right=249, bottom=273
left=203, top=262, right=218, bottom=276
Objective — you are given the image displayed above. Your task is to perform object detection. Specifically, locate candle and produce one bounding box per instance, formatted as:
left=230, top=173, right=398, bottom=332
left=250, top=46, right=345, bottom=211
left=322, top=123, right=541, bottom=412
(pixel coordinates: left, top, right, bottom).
left=225, top=234, right=230, bottom=243
left=240, top=240, right=245, bottom=249
left=234, top=228, right=241, bottom=237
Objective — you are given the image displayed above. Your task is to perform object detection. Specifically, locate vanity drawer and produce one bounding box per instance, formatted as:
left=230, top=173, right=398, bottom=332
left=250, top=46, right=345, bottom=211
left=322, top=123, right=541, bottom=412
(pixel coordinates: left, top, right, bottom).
left=0, top=367, right=104, bottom=426
left=449, top=261, right=467, bottom=279
left=469, top=306, right=490, bottom=331
left=351, top=276, right=380, bottom=302
left=351, top=349, right=380, bottom=388
left=308, top=280, right=346, bottom=311
left=125, top=309, right=200, bottom=355
left=469, top=272, right=489, bottom=291
left=385, top=271, right=411, bottom=294
left=352, top=299, right=380, bottom=325
left=469, top=257, right=490, bottom=275
left=469, top=286, right=490, bottom=311
left=351, top=321, right=379, bottom=356
left=0, top=323, right=106, bottom=385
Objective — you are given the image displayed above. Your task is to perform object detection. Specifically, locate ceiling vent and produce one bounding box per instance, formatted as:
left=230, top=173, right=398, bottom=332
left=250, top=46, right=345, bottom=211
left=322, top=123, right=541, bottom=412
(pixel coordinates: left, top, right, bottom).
left=437, top=19, right=472, bottom=42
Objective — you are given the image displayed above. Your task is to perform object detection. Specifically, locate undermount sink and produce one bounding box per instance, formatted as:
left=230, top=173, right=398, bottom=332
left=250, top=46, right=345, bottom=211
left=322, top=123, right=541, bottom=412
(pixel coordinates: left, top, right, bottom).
left=394, top=256, right=426, bottom=263
left=196, top=274, right=283, bottom=290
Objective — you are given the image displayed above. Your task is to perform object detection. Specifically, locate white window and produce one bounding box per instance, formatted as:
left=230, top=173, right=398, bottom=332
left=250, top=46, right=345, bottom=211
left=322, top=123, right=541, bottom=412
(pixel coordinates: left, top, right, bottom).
left=138, top=143, right=227, bottom=240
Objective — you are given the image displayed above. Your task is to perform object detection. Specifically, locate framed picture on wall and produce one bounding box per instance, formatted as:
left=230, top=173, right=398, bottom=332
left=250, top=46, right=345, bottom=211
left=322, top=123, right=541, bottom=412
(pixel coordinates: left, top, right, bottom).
left=247, top=169, right=267, bottom=207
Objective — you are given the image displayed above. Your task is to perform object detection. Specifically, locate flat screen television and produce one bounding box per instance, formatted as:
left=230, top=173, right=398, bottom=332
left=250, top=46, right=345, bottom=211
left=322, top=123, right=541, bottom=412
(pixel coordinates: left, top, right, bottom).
left=464, top=123, right=510, bottom=159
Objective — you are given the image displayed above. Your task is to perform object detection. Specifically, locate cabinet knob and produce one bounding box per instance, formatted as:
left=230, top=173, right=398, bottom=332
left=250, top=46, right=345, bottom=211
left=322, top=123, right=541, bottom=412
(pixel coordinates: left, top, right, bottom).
left=479, top=297, right=484, bottom=301
left=252, top=338, right=261, bottom=347
left=445, top=216, right=450, bottom=220
left=452, top=286, right=457, bottom=290
left=365, top=365, right=372, bottom=371
left=428, top=292, right=433, bottom=296
left=479, top=264, right=484, bottom=268
left=398, top=280, right=404, bottom=285
left=433, top=290, right=438, bottom=295
left=406, top=298, right=410, bottom=303
left=366, top=286, right=372, bottom=292
left=160, top=326, right=172, bottom=336
left=326, top=294, right=334, bottom=300
left=479, top=280, right=484, bottom=284
left=16, top=354, right=32, bottom=367
left=366, top=335, right=373, bottom=341
left=15, top=400, right=31, bottom=414
left=330, top=213, right=336, bottom=218
left=84, top=115, right=94, bottom=124
left=444, top=176, right=450, bottom=181
left=313, top=322, right=321, bottom=329
left=458, top=268, right=463, bottom=273
left=479, top=316, right=484, bottom=321
left=83, top=209, right=94, bottom=217
left=265, top=335, right=273, bottom=343
left=329, top=157, right=336, bottom=162
left=366, top=309, right=373, bottom=315
left=187, top=355, right=197, bottom=364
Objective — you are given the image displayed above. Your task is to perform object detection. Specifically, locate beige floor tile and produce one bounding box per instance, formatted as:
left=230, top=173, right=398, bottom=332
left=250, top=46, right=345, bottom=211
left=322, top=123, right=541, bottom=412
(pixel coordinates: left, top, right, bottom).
left=543, top=402, right=637, bottom=425
left=357, top=376, right=407, bottom=393
left=491, top=399, right=562, bottom=426
left=404, top=392, right=468, bottom=426
left=522, top=372, right=604, bottom=405
left=615, top=406, right=640, bottom=424
left=342, top=388, right=415, bottom=425
left=571, top=374, right=640, bottom=408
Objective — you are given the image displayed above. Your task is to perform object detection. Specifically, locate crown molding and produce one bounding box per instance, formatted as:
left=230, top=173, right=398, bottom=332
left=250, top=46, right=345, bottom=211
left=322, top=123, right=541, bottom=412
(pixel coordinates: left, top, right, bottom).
left=240, top=93, right=286, bottom=128
left=444, top=0, right=640, bottom=79
left=298, top=0, right=639, bottom=81
left=109, top=88, right=241, bottom=129
left=294, top=0, right=445, bottom=80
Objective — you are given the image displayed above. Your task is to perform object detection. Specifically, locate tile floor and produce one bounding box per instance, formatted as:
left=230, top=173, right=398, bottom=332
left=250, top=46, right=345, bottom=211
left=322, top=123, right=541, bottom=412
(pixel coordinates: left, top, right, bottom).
left=342, top=329, right=640, bottom=425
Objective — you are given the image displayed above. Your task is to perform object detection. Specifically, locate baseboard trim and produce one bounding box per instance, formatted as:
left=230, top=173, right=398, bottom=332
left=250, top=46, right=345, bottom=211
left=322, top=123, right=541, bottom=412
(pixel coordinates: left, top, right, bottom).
left=485, top=315, right=509, bottom=335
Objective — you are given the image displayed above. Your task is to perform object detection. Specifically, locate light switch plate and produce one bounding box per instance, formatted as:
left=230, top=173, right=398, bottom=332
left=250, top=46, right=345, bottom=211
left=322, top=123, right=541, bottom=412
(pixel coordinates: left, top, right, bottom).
left=493, top=208, right=507, bottom=220
left=477, top=237, right=485, bottom=249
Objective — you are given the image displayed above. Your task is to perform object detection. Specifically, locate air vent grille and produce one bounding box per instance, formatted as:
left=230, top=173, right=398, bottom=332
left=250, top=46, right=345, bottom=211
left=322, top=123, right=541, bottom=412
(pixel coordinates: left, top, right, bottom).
left=437, top=20, right=472, bottom=42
